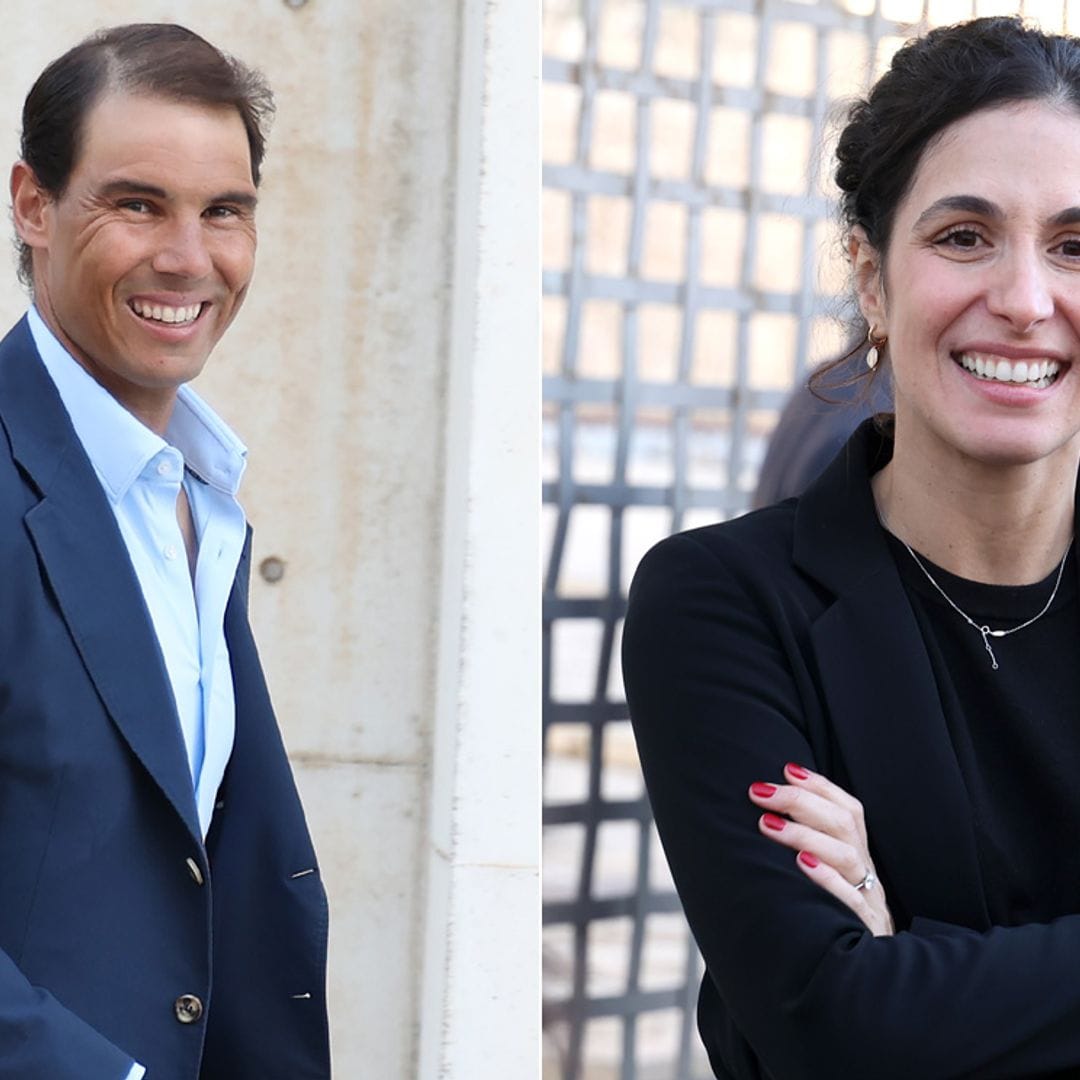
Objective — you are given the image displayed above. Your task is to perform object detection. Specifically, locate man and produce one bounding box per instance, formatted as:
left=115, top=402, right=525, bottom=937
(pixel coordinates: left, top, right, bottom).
left=0, top=24, right=330, bottom=1079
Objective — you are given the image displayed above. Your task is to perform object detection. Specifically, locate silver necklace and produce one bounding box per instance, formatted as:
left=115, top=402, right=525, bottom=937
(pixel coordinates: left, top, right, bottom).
left=895, top=535, right=1073, bottom=671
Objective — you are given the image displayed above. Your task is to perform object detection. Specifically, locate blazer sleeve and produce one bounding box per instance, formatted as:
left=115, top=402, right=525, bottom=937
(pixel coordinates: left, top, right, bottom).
left=0, top=950, right=136, bottom=1078
left=623, top=529, right=1080, bottom=1080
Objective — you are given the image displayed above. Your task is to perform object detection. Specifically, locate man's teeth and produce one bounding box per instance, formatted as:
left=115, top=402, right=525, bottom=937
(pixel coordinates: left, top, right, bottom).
left=130, top=300, right=202, bottom=325
left=957, top=352, right=1061, bottom=388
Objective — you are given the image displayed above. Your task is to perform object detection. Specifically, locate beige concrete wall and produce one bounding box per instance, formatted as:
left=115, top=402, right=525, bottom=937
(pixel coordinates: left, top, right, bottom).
left=0, top=2, right=538, bottom=1077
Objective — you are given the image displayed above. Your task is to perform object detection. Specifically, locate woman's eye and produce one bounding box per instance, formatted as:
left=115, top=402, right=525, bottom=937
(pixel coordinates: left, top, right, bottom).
left=936, top=228, right=982, bottom=249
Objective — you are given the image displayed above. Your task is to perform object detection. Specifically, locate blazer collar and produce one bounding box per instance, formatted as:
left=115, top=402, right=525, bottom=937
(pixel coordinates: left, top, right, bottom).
left=792, top=420, right=990, bottom=929
left=0, top=316, right=201, bottom=844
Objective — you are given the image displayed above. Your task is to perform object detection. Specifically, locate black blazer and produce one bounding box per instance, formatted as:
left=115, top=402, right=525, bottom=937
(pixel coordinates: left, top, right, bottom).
left=623, top=419, right=1080, bottom=1080
left=0, top=317, right=330, bottom=1079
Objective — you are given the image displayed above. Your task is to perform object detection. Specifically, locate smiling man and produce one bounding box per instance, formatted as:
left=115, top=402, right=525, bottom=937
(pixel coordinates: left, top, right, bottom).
left=0, top=25, right=329, bottom=1080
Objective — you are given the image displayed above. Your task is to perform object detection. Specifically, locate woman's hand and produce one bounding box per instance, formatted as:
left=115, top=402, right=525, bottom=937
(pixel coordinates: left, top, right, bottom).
left=748, top=763, right=895, bottom=937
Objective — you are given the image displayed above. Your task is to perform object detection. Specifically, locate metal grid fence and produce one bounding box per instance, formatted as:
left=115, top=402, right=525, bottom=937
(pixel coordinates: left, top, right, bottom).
left=541, top=0, right=1065, bottom=1076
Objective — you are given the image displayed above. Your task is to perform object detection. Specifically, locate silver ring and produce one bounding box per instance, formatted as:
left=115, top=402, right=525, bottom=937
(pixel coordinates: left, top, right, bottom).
left=854, top=869, right=876, bottom=891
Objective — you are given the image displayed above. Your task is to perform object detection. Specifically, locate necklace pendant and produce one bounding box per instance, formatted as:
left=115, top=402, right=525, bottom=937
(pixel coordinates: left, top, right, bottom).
left=979, top=625, right=999, bottom=671
left=895, top=534, right=1072, bottom=676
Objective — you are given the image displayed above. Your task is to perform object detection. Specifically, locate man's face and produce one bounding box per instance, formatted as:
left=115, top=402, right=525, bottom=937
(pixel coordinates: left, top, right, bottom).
left=17, top=91, right=258, bottom=424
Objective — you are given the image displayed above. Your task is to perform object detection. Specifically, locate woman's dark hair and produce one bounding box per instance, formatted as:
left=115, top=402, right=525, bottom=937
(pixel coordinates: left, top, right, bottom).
left=17, top=23, right=274, bottom=288
left=814, top=16, right=1080, bottom=399
left=837, top=16, right=1080, bottom=255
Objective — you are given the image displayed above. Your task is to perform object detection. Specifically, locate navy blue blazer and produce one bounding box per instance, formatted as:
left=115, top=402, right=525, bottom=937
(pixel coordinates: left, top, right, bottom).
left=624, top=420, right=1080, bottom=1080
left=0, top=318, right=330, bottom=1079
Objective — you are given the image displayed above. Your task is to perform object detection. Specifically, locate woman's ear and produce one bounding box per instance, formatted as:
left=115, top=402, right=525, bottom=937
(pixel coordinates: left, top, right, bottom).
left=848, top=226, right=886, bottom=331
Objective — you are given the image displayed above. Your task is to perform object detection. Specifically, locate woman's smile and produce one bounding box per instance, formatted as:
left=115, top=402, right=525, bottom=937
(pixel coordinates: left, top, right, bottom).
left=953, top=351, right=1062, bottom=389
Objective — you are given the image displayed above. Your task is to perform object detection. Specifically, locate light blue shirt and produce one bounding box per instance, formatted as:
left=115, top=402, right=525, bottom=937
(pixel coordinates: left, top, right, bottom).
left=29, top=308, right=249, bottom=1079
left=29, top=306, right=248, bottom=839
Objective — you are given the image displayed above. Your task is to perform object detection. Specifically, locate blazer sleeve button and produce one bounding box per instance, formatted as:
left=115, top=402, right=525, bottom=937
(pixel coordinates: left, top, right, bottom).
left=185, top=857, right=204, bottom=886
left=174, top=994, right=204, bottom=1024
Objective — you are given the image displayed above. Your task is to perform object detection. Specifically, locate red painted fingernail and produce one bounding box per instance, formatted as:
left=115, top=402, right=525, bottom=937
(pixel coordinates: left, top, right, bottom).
left=750, top=782, right=777, bottom=798
left=786, top=763, right=810, bottom=780
left=798, top=851, right=820, bottom=869
left=762, top=813, right=786, bottom=832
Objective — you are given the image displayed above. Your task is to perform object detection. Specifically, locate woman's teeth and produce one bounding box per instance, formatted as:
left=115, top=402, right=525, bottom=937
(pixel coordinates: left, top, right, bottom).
left=130, top=300, right=202, bottom=325
left=957, top=352, right=1060, bottom=389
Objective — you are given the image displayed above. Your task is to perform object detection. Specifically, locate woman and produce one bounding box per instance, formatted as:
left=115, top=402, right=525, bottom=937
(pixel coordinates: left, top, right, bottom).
left=623, top=16, right=1080, bottom=1080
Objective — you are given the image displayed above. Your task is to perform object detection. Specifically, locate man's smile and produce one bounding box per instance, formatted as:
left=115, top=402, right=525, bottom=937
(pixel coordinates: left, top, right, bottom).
left=128, top=298, right=206, bottom=325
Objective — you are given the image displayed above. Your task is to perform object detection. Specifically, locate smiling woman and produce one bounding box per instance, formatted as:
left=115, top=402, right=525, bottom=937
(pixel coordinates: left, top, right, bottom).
left=623, top=15, right=1080, bottom=1080
left=855, top=102, right=1080, bottom=480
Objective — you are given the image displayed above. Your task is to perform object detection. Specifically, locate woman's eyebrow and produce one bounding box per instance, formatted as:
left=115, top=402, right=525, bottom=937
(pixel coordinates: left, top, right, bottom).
left=1048, top=206, right=1080, bottom=227
left=912, top=194, right=999, bottom=229
left=911, top=195, right=1080, bottom=229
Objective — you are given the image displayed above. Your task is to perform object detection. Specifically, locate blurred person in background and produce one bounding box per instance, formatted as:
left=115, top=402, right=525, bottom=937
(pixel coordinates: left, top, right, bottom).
left=752, top=342, right=891, bottom=509
left=0, top=24, right=329, bottom=1079
left=625, top=16, right=1080, bottom=1078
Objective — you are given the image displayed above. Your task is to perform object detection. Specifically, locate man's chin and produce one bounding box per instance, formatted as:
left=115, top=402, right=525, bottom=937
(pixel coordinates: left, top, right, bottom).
left=86, top=351, right=212, bottom=400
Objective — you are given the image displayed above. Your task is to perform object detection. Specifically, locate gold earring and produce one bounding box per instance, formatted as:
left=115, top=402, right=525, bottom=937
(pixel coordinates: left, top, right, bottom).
left=866, top=327, right=887, bottom=371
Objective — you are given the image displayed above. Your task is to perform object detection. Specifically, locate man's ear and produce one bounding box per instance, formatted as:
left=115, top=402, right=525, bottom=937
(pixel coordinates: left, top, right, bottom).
left=848, top=226, right=886, bottom=332
left=10, top=161, right=51, bottom=252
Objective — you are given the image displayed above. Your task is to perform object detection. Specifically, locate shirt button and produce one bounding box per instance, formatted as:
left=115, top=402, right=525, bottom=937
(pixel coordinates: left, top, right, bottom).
left=156, top=460, right=171, bottom=476
left=164, top=544, right=178, bottom=561
left=174, top=994, right=203, bottom=1024
left=185, top=857, right=204, bottom=886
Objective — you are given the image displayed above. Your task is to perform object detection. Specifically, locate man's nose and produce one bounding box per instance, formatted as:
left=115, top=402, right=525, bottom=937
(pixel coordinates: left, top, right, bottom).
left=986, top=247, right=1055, bottom=332
left=151, top=218, right=213, bottom=279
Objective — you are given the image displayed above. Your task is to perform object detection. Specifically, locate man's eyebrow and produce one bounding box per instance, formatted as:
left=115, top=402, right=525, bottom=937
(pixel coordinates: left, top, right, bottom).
left=97, top=178, right=258, bottom=209
left=98, top=179, right=168, bottom=200
left=912, top=195, right=1000, bottom=229
left=211, top=190, right=258, bottom=209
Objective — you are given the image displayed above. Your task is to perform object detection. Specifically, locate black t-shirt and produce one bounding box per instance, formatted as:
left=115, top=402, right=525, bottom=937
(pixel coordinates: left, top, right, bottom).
left=887, top=533, right=1080, bottom=926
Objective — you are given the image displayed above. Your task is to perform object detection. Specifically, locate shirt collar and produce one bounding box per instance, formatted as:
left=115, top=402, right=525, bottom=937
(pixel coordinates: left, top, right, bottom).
left=28, top=305, right=247, bottom=502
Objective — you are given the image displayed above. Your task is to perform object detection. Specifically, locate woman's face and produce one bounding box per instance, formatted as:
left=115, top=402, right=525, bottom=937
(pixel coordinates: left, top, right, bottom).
left=854, top=100, right=1080, bottom=471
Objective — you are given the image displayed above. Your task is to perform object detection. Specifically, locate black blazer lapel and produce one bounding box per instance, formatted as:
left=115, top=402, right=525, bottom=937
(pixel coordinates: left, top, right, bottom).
left=0, top=318, right=201, bottom=843
left=795, top=423, right=989, bottom=929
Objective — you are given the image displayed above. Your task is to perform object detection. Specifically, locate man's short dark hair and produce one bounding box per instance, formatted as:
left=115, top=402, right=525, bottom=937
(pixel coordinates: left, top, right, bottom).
left=17, top=23, right=275, bottom=287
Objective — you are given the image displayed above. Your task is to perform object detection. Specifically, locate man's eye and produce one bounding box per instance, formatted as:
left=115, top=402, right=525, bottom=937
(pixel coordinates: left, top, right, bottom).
left=120, top=200, right=150, bottom=213
left=206, top=205, right=238, bottom=219
left=1057, top=238, right=1080, bottom=258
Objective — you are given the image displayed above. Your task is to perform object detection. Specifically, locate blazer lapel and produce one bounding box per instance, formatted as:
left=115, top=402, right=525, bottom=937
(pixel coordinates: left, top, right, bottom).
left=795, top=423, right=989, bottom=929
left=0, top=318, right=201, bottom=843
